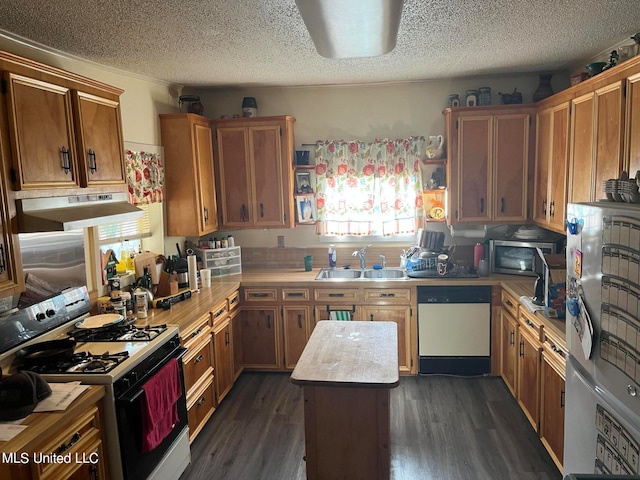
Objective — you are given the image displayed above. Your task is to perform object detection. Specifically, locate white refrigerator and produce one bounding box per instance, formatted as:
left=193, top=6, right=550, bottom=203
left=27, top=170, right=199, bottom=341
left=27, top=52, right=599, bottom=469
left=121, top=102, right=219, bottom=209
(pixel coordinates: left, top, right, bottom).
left=564, top=202, right=640, bottom=476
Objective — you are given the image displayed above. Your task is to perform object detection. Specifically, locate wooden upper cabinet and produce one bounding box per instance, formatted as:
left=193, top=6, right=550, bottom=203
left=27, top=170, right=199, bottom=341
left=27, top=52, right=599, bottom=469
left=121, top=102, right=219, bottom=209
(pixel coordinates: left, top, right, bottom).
left=569, top=93, right=595, bottom=203
left=4, top=73, right=79, bottom=189
left=627, top=72, right=640, bottom=176
left=213, top=116, right=295, bottom=230
left=593, top=82, right=624, bottom=198
left=160, top=114, right=219, bottom=237
left=534, top=102, right=569, bottom=233
left=73, top=91, right=125, bottom=186
left=455, top=115, right=491, bottom=222
left=2, top=68, right=126, bottom=191
left=446, top=106, right=532, bottom=224
left=493, top=114, right=531, bottom=221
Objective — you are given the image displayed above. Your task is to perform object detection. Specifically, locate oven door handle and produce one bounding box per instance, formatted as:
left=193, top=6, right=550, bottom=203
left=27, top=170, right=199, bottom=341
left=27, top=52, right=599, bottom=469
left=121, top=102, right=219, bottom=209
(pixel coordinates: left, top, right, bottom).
left=119, top=346, right=187, bottom=404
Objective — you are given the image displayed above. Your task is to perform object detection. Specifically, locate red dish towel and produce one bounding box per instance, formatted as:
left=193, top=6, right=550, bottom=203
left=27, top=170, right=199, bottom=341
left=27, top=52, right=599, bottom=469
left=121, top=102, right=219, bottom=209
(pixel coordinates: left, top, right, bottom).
left=140, top=358, right=182, bottom=453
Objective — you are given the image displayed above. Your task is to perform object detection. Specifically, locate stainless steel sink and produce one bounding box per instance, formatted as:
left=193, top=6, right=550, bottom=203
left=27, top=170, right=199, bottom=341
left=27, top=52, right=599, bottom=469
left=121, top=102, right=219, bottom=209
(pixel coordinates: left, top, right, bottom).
left=315, top=269, right=362, bottom=279
left=314, top=268, right=407, bottom=280
left=361, top=268, right=406, bottom=279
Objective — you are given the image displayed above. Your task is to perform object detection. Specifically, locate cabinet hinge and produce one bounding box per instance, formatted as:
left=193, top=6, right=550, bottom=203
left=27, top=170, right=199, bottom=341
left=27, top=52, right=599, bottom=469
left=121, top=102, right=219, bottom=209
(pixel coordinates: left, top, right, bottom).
left=0, top=78, right=6, bottom=94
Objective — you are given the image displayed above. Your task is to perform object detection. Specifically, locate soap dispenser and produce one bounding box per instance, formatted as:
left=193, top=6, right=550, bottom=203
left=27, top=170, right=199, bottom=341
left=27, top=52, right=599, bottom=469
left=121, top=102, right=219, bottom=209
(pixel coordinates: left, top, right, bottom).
left=328, top=244, right=336, bottom=268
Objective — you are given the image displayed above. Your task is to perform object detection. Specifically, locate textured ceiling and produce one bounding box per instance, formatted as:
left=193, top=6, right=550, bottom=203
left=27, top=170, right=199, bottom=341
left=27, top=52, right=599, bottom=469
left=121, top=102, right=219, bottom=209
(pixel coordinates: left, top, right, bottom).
left=0, top=0, right=639, bottom=88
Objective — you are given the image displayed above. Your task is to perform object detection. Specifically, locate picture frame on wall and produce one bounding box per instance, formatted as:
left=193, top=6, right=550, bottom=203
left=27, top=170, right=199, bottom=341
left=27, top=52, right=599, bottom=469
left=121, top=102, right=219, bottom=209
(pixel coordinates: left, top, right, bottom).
left=296, top=195, right=315, bottom=223
left=295, top=171, right=313, bottom=194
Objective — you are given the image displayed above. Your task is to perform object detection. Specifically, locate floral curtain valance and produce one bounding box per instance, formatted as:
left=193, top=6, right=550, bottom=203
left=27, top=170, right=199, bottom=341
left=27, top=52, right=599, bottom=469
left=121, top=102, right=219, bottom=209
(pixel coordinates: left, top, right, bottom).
left=315, top=136, right=424, bottom=236
left=125, top=150, right=164, bottom=205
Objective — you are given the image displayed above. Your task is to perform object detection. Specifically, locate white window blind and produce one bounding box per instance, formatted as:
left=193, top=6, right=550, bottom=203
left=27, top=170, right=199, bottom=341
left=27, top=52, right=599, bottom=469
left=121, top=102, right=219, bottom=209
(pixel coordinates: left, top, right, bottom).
left=98, top=204, right=151, bottom=242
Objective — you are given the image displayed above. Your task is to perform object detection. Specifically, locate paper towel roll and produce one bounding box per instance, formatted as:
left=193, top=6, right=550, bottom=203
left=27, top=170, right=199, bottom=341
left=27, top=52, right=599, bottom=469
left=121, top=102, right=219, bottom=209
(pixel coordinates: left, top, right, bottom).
left=448, top=224, right=487, bottom=238
left=187, top=254, right=198, bottom=290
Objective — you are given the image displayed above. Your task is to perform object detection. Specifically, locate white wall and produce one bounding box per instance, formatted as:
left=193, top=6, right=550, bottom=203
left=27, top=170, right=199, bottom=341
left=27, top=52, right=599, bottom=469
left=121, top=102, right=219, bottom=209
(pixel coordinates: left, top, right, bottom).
left=191, top=72, right=569, bottom=248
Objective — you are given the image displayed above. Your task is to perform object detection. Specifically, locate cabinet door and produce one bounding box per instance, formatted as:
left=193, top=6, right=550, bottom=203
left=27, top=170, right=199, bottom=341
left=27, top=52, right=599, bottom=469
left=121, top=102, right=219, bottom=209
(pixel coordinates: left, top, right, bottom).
left=627, top=72, right=640, bottom=175
left=569, top=93, right=595, bottom=203
left=593, top=81, right=625, bottom=200
left=194, top=121, right=219, bottom=233
left=493, top=114, right=529, bottom=222
left=65, top=438, right=108, bottom=480
left=533, top=108, right=551, bottom=224
left=249, top=124, right=289, bottom=227
left=455, top=116, right=492, bottom=222
left=231, top=309, right=243, bottom=380
left=548, top=103, right=570, bottom=231
left=73, top=91, right=125, bottom=187
left=4, top=72, right=79, bottom=188
left=500, top=310, right=518, bottom=397
left=213, top=319, right=234, bottom=404
left=282, top=306, right=311, bottom=369
left=241, top=307, right=281, bottom=369
left=540, top=352, right=565, bottom=471
left=216, top=127, right=252, bottom=228
left=516, top=328, right=541, bottom=432
left=361, top=305, right=412, bottom=374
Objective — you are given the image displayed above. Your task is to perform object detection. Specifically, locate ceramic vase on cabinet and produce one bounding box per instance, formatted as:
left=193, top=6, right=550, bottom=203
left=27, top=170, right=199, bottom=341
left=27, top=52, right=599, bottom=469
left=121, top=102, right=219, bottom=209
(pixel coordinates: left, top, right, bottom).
left=425, top=135, right=445, bottom=160
left=533, top=74, right=554, bottom=102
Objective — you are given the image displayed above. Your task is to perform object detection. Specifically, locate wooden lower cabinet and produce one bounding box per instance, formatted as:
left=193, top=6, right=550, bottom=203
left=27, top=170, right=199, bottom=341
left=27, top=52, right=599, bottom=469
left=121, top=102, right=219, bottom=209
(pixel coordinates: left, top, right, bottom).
left=282, top=305, right=312, bottom=369
left=500, top=308, right=519, bottom=396
left=516, top=323, right=542, bottom=432
left=540, top=331, right=566, bottom=472
left=213, top=316, right=234, bottom=405
left=231, top=308, right=243, bottom=380
left=361, top=305, right=412, bottom=374
left=241, top=306, right=282, bottom=369
left=186, top=377, right=215, bottom=443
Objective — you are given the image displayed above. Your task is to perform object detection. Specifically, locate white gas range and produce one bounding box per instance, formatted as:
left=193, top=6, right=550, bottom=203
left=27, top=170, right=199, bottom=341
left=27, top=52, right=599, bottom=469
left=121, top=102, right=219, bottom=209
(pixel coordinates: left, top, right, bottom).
left=0, top=286, right=190, bottom=480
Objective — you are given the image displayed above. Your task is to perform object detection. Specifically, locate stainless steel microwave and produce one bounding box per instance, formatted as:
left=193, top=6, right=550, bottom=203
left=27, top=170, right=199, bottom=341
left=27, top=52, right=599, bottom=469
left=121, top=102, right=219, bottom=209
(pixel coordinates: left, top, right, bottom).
left=489, top=239, right=561, bottom=276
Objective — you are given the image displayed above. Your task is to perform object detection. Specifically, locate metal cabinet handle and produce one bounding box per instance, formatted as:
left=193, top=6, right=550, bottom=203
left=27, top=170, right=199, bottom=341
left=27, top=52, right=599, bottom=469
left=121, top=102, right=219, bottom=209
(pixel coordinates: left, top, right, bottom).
left=0, top=244, right=6, bottom=274
left=287, top=292, right=305, bottom=298
left=266, top=315, right=271, bottom=329
left=61, top=146, right=71, bottom=174
left=191, top=328, right=202, bottom=338
left=260, top=203, right=264, bottom=218
left=505, top=300, right=513, bottom=307
left=197, top=396, right=206, bottom=407
left=328, top=293, right=344, bottom=298
left=379, top=293, right=396, bottom=298
left=88, top=148, right=97, bottom=174
left=250, top=293, right=269, bottom=298
left=509, top=331, right=515, bottom=346
left=213, top=308, right=226, bottom=318
left=57, top=432, right=81, bottom=453
left=204, top=207, right=209, bottom=222
left=225, top=330, right=229, bottom=345
left=519, top=340, right=524, bottom=357
left=370, top=314, right=374, bottom=321
left=525, top=319, right=535, bottom=329
left=549, top=201, right=555, bottom=218
left=297, top=314, right=302, bottom=329
left=500, top=197, right=505, bottom=213
left=560, top=389, right=565, bottom=408
left=542, top=199, right=547, bottom=215
left=480, top=198, right=484, bottom=213
left=241, top=204, right=249, bottom=221
left=194, top=354, right=204, bottom=363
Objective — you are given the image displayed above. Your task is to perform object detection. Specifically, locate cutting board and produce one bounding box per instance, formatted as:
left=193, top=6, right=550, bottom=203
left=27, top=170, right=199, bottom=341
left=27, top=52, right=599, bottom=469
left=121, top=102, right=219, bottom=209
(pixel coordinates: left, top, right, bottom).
left=134, top=253, right=160, bottom=284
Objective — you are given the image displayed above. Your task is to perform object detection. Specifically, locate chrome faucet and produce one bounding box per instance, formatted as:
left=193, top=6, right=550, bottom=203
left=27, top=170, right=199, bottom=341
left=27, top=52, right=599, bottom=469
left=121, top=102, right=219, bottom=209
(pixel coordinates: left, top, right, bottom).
left=380, top=255, right=386, bottom=269
left=352, top=245, right=372, bottom=269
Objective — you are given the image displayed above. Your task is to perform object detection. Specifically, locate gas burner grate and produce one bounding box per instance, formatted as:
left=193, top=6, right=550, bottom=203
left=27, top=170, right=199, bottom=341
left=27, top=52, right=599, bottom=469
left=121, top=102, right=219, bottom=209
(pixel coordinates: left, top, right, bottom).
left=68, top=323, right=168, bottom=342
left=27, top=351, right=130, bottom=374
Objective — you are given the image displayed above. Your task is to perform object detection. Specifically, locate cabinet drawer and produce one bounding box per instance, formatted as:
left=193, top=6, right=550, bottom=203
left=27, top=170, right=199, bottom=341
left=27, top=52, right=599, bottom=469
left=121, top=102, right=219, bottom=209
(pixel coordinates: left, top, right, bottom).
left=187, top=378, right=215, bottom=443
left=501, top=289, right=519, bottom=318
left=180, top=312, right=211, bottom=349
left=543, top=333, right=566, bottom=376
left=243, top=288, right=278, bottom=302
left=228, top=290, right=240, bottom=311
left=183, top=337, right=214, bottom=396
left=363, top=288, right=411, bottom=303
left=33, top=407, right=102, bottom=480
left=211, top=299, right=229, bottom=327
left=519, top=310, right=543, bottom=342
left=282, top=288, right=310, bottom=302
left=314, top=288, right=359, bottom=302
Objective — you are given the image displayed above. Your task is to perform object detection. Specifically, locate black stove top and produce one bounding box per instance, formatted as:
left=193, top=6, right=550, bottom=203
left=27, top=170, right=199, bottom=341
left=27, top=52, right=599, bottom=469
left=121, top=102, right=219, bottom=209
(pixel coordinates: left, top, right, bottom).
left=28, top=351, right=130, bottom=374
left=67, top=323, right=168, bottom=342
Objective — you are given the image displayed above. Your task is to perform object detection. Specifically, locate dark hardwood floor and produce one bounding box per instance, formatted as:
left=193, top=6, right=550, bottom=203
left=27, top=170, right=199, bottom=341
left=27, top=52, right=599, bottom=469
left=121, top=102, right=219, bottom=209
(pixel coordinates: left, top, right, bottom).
left=180, top=372, right=561, bottom=480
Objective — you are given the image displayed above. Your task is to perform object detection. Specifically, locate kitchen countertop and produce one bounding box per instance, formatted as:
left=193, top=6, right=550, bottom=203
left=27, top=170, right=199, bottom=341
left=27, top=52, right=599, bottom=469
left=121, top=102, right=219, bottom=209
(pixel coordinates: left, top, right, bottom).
left=140, top=268, right=565, bottom=345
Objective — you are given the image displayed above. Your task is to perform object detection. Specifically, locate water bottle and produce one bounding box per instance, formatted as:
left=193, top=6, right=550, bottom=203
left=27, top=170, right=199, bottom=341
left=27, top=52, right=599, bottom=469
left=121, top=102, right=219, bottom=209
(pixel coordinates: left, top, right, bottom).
left=473, top=242, right=485, bottom=270
left=328, top=244, right=337, bottom=268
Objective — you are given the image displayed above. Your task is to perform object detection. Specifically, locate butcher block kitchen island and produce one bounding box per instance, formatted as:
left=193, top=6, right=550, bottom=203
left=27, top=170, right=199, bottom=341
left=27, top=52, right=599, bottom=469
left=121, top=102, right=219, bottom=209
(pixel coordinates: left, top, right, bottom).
left=291, top=320, right=399, bottom=480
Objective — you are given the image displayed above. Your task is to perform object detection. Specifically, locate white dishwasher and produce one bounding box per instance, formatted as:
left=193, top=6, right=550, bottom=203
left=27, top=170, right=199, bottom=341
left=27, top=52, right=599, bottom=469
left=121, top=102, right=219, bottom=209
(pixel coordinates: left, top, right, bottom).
left=418, top=285, right=491, bottom=375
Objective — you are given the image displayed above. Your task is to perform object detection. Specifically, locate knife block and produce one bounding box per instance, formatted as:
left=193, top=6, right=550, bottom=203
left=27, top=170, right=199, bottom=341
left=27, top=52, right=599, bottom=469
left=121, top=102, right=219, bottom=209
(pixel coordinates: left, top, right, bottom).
left=156, top=271, right=178, bottom=298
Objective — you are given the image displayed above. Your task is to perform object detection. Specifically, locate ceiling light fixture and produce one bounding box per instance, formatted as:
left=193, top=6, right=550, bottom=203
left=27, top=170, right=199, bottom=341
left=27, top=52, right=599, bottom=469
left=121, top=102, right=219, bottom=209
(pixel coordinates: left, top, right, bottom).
left=295, top=0, right=404, bottom=59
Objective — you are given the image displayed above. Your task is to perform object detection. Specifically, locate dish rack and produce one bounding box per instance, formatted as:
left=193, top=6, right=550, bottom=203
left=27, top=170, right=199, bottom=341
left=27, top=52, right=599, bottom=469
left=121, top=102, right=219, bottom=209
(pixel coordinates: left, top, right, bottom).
left=193, top=246, right=242, bottom=277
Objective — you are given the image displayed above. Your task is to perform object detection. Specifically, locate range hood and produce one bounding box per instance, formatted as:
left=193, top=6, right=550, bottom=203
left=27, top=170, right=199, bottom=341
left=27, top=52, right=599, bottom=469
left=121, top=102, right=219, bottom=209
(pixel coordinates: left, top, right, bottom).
left=16, top=192, right=143, bottom=232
